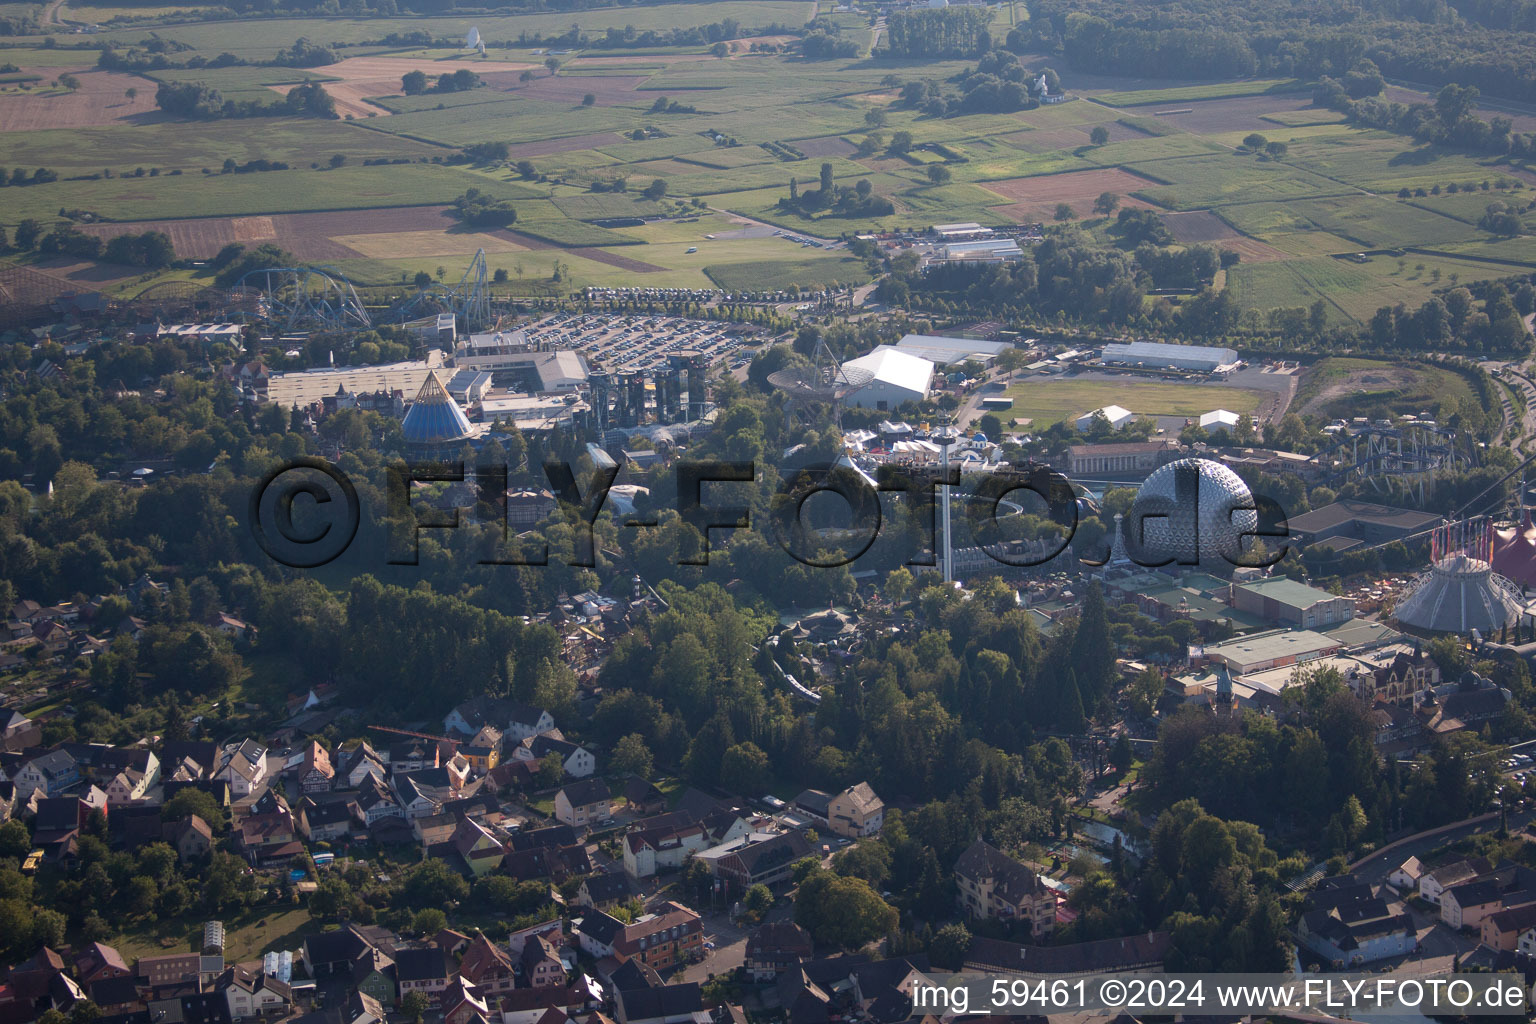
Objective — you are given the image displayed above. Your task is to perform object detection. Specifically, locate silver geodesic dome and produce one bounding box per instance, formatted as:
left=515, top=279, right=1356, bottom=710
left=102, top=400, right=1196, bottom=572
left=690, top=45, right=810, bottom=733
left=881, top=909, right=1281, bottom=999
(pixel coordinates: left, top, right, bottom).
left=1119, top=458, right=1259, bottom=571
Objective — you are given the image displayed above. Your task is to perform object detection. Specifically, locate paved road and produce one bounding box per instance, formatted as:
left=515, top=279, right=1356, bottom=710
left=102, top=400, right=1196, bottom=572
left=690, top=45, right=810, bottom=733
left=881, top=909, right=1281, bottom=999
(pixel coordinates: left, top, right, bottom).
left=1349, top=809, right=1529, bottom=887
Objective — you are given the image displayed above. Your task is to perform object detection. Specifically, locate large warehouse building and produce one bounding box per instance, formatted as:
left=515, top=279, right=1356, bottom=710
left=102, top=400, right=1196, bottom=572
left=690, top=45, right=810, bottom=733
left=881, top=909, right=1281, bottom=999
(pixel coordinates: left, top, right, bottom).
left=843, top=347, right=935, bottom=411
left=265, top=353, right=447, bottom=408
left=894, top=334, right=1013, bottom=367
left=1101, top=341, right=1239, bottom=373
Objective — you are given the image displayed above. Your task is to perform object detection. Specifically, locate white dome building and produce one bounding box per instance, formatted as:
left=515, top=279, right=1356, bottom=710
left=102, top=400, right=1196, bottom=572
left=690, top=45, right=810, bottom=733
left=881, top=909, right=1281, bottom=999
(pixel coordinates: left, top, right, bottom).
left=1117, top=457, right=1258, bottom=571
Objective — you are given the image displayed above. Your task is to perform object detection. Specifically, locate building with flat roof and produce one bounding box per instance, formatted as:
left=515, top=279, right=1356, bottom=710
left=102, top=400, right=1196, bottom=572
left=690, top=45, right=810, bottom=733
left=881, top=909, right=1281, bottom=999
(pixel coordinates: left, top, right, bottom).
left=1202, top=628, right=1343, bottom=674
left=265, top=354, right=446, bottom=408
left=1101, top=341, right=1238, bottom=373
left=1066, top=440, right=1179, bottom=476
left=1286, top=500, right=1441, bottom=550
left=893, top=333, right=1012, bottom=366
left=445, top=370, right=493, bottom=405
left=843, top=347, right=934, bottom=411
left=480, top=394, right=584, bottom=432
left=1231, top=578, right=1356, bottom=629
left=940, top=238, right=1024, bottom=263
left=931, top=222, right=993, bottom=240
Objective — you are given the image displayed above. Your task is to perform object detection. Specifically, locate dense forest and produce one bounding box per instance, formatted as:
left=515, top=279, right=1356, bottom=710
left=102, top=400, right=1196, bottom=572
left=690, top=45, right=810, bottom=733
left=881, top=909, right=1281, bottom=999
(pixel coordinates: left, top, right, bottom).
left=1025, top=0, right=1536, bottom=102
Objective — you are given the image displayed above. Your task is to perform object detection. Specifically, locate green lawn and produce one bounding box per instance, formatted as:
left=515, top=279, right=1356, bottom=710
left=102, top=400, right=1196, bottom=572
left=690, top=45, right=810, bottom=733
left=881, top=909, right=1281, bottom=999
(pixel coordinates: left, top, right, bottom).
left=704, top=254, right=871, bottom=290
left=1000, top=377, right=1265, bottom=427
left=107, top=907, right=315, bottom=965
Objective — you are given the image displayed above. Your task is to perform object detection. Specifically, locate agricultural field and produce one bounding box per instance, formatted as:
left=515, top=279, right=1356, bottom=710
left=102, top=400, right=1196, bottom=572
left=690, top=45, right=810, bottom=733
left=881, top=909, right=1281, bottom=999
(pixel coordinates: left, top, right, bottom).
left=1226, top=252, right=1507, bottom=323
left=0, top=0, right=1531, bottom=305
left=999, top=377, right=1267, bottom=428
left=1091, top=79, right=1307, bottom=108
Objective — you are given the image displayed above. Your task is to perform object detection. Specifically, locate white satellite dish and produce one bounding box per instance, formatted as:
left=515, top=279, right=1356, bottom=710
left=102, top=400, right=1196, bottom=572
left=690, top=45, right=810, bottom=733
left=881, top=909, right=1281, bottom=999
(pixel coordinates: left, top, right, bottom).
left=465, top=26, right=481, bottom=49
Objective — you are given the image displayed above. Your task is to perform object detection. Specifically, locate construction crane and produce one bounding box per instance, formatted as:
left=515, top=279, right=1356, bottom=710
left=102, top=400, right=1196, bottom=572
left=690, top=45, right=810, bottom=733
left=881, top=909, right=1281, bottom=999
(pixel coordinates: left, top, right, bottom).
left=367, top=724, right=458, bottom=744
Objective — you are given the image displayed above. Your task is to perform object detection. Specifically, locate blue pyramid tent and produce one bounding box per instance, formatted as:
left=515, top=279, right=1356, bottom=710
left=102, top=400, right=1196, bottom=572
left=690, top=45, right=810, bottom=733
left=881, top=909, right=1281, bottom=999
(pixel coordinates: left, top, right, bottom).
left=401, top=370, right=473, bottom=445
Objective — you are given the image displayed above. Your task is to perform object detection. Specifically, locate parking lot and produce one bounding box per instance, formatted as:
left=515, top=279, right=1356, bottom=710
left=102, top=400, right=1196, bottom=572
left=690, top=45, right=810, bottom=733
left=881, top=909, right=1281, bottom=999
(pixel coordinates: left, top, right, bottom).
left=521, top=311, right=758, bottom=375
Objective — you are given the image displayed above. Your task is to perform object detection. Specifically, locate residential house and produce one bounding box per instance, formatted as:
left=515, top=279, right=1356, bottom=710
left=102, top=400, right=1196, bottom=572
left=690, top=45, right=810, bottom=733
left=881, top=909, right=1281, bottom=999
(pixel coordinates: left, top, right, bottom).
left=236, top=809, right=298, bottom=864
left=393, top=947, right=453, bottom=1005
left=356, top=777, right=403, bottom=826
left=505, top=705, right=556, bottom=743
left=1420, top=858, right=1492, bottom=905
left=498, top=985, right=595, bottom=1024
left=93, top=747, right=160, bottom=790
left=1443, top=880, right=1505, bottom=930
left=614, top=985, right=707, bottom=1024
left=439, top=980, right=492, bottom=1024
left=506, top=918, right=565, bottom=958
left=1299, top=879, right=1417, bottom=967
left=166, top=815, right=214, bottom=864
left=450, top=816, right=505, bottom=878
left=215, top=741, right=268, bottom=798
left=444, top=697, right=552, bottom=742
left=301, top=925, right=379, bottom=980
left=712, top=832, right=815, bottom=894
left=90, top=973, right=144, bottom=1014
left=1, top=711, right=40, bottom=752
left=387, top=740, right=439, bottom=774
left=623, top=823, right=709, bottom=879
left=771, top=956, right=930, bottom=1024
left=513, top=733, right=595, bottom=779
left=954, top=839, right=1057, bottom=938
left=138, top=953, right=204, bottom=991
left=744, top=923, right=813, bottom=982
left=7, top=946, right=69, bottom=1004
left=412, top=813, right=456, bottom=849
left=1481, top=901, right=1536, bottom=951
left=299, top=741, right=334, bottom=793
left=299, top=799, right=357, bottom=842
left=105, top=768, right=151, bottom=805
left=554, top=779, right=611, bottom=829
left=350, top=947, right=396, bottom=1008
left=343, top=991, right=385, bottom=1024
left=395, top=775, right=440, bottom=821
left=396, top=767, right=460, bottom=808
left=32, top=795, right=90, bottom=850
left=521, top=936, right=566, bottom=989
left=1388, top=856, right=1424, bottom=893
left=435, top=928, right=472, bottom=958
left=964, top=932, right=1172, bottom=976
left=574, top=911, right=625, bottom=961
left=610, top=901, right=703, bottom=971
left=75, top=943, right=133, bottom=988
left=219, top=965, right=291, bottom=1020
left=623, top=778, right=666, bottom=816
left=457, top=934, right=517, bottom=996
left=576, top=873, right=638, bottom=912
left=460, top=735, right=500, bottom=773
left=14, top=748, right=80, bottom=799
left=601, top=960, right=662, bottom=993
left=336, top=744, right=387, bottom=790
left=825, top=784, right=884, bottom=838
left=212, top=614, right=250, bottom=641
